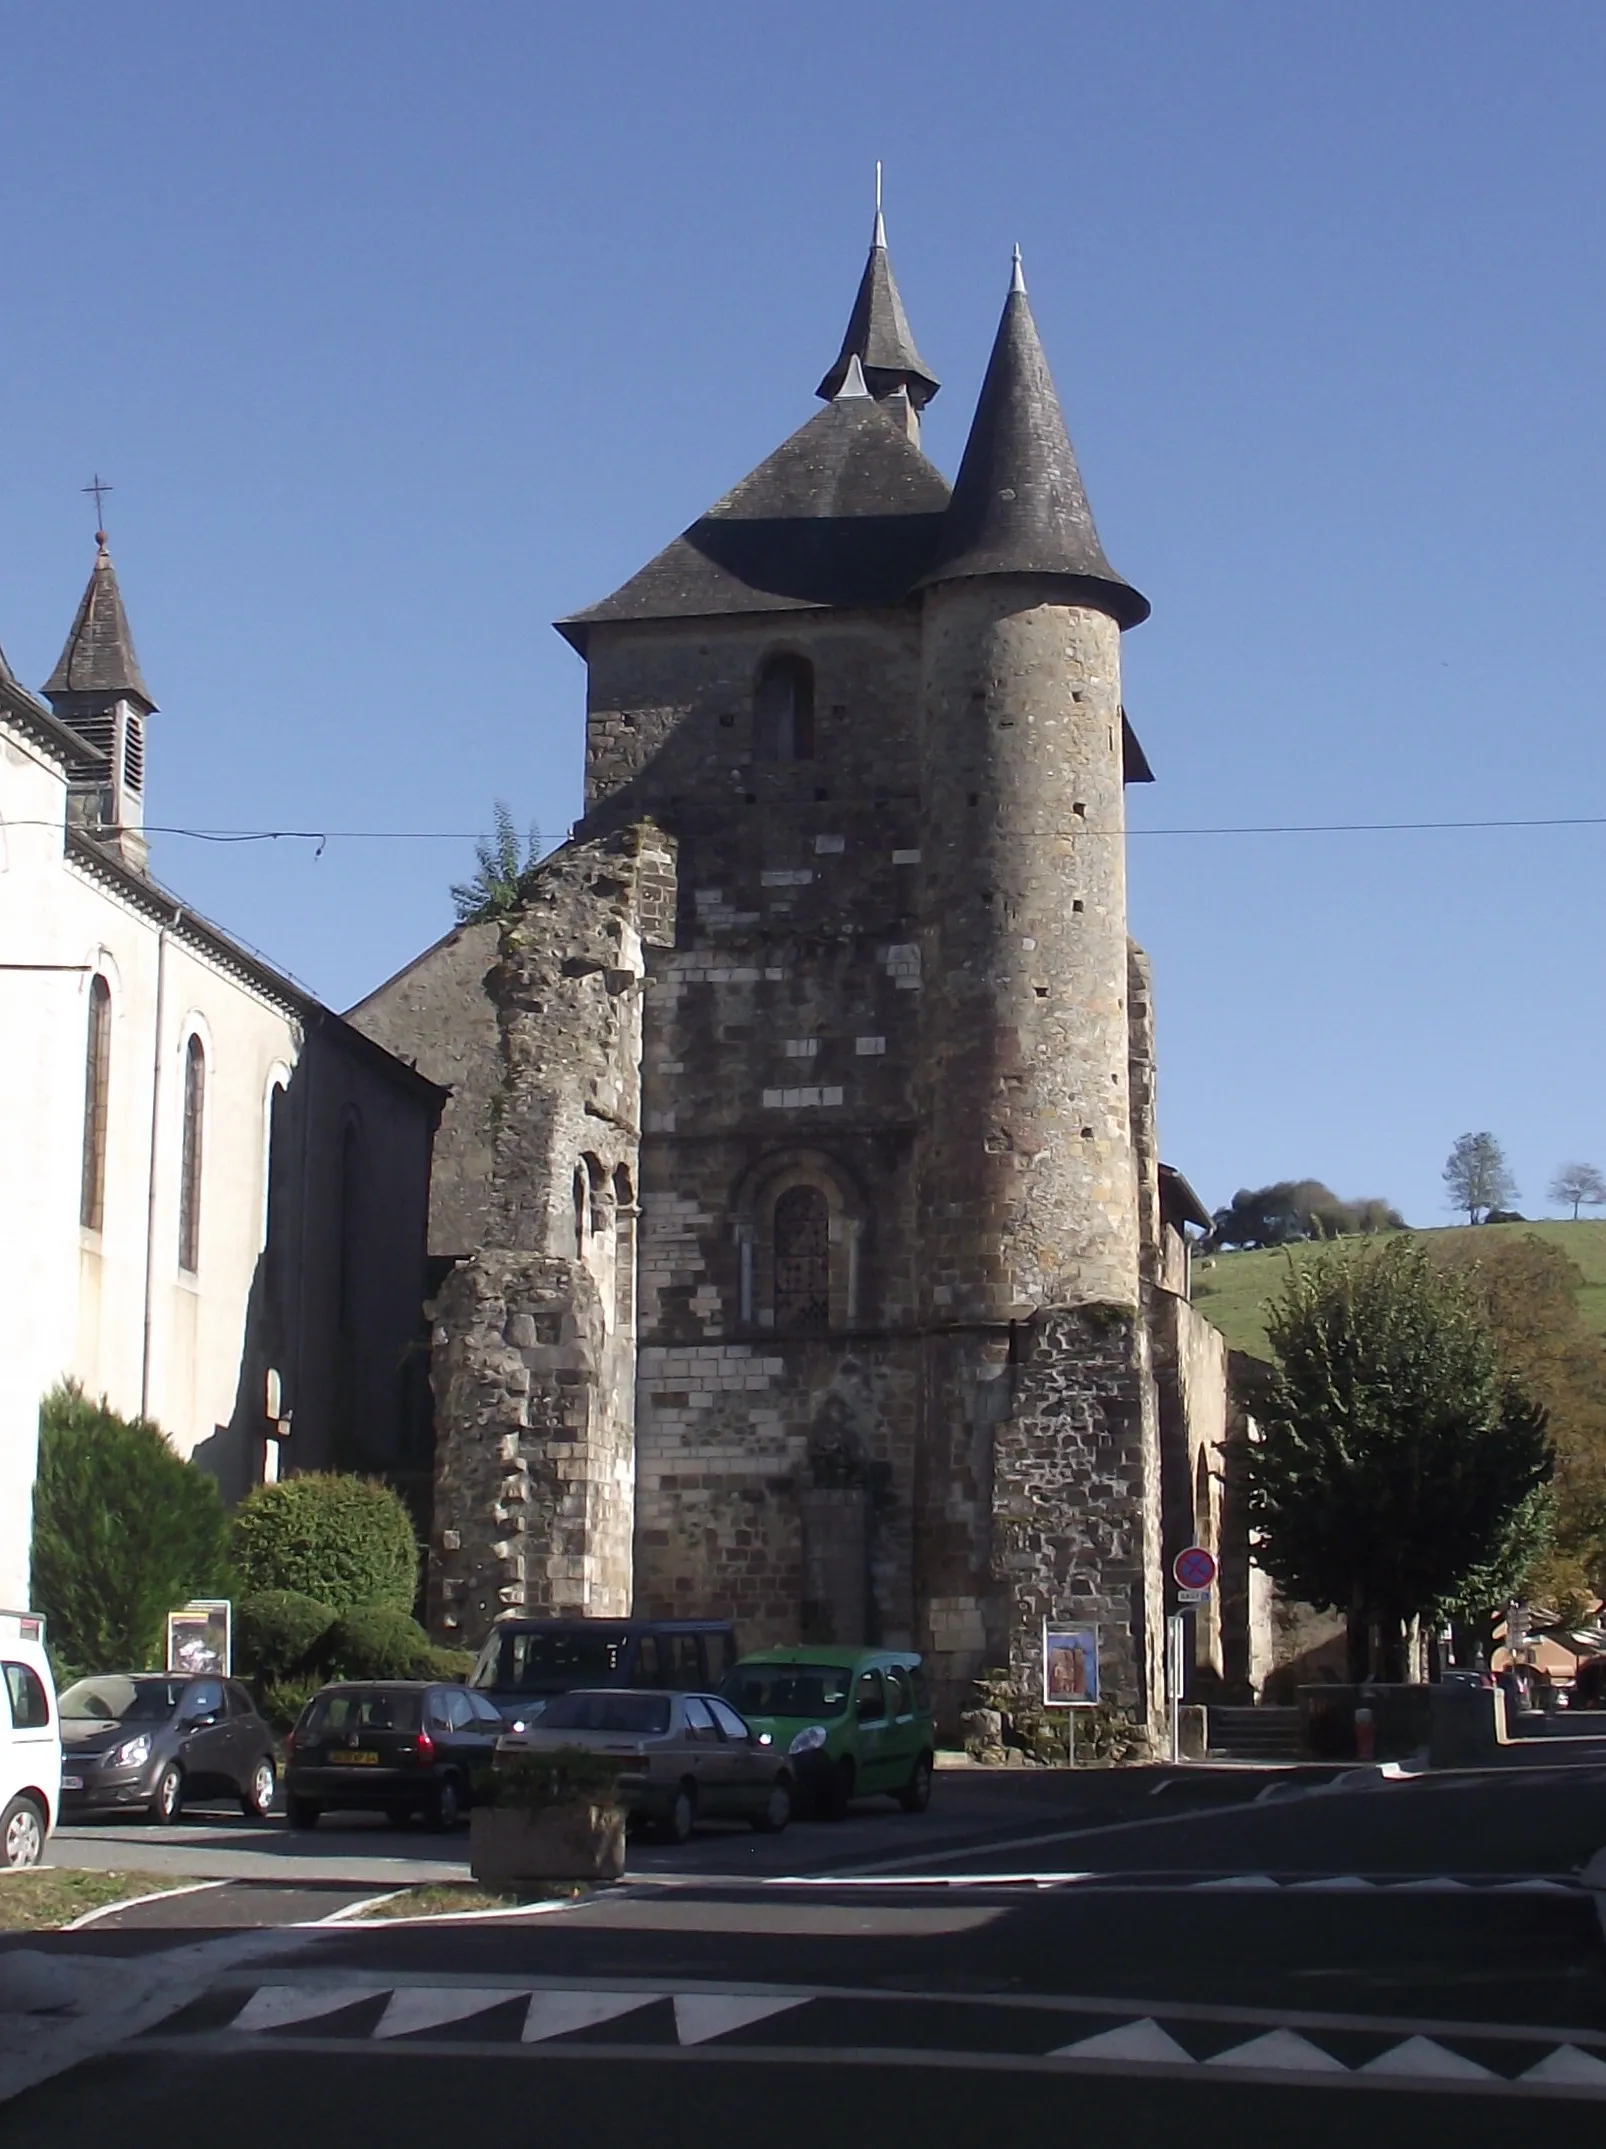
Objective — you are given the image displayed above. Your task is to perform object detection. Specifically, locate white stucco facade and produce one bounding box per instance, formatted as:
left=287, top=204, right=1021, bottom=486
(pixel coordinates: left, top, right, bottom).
left=0, top=697, right=303, bottom=1607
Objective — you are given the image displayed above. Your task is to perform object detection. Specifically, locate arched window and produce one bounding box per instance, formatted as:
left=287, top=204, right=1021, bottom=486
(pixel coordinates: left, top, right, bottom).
left=177, top=1035, right=205, bottom=1273
left=80, top=975, right=112, bottom=1231
left=754, top=654, right=815, bottom=763
left=613, top=1166, right=636, bottom=1328
left=774, top=1184, right=830, bottom=1333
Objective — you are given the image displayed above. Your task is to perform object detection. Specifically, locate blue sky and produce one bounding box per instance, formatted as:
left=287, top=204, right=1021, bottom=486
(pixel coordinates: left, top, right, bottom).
left=2, top=2, right=1602, bottom=1226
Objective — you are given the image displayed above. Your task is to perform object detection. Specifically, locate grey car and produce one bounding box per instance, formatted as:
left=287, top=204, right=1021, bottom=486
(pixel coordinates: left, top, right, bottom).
left=499, top=1688, right=794, bottom=1843
left=58, top=1674, right=278, bottom=1823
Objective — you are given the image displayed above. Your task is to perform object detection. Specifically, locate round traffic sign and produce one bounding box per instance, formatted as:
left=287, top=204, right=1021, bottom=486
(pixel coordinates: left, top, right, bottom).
left=1174, top=1545, right=1217, bottom=1592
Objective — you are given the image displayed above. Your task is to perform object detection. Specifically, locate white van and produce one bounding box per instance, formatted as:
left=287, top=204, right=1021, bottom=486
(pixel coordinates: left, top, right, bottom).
left=0, top=1611, right=60, bottom=1867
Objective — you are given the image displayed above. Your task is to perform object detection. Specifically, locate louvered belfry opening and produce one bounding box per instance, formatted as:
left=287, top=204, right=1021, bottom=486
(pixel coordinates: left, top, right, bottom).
left=774, top=1184, right=830, bottom=1333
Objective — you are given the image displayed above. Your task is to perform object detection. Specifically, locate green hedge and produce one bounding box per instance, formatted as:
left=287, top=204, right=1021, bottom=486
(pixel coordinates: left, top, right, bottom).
left=234, top=1590, right=336, bottom=1682
left=230, top=1474, right=420, bottom=1615
left=321, top=1605, right=434, bottom=1681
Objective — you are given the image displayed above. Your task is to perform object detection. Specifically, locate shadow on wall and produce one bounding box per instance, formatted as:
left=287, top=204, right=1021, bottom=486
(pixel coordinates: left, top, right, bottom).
left=190, top=1022, right=441, bottom=1540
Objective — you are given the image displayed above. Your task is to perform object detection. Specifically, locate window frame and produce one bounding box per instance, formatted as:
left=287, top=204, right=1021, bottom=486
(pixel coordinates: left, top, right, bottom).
left=80, top=974, right=112, bottom=1232
left=177, top=1032, right=206, bottom=1275
left=753, top=652, right=816, bottom=764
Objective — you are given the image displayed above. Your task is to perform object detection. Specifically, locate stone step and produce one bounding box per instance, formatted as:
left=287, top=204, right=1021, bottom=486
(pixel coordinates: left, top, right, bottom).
left=1206, top=1705, right=1302, bottom=1761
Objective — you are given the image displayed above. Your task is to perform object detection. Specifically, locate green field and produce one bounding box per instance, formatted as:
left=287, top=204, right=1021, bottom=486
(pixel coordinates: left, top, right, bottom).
left=1191, top=1219, right=1606, bottom=1360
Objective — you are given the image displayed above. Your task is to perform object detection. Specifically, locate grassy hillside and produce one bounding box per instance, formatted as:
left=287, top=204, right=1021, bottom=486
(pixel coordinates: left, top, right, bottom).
left=1192, top=1219, right=1606, bottom=1359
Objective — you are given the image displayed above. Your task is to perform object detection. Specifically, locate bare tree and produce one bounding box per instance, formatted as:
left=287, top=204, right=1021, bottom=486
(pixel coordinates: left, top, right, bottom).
left=1443, top=1132, right=1518, bottom=1225
left=1549, top=1162, right=1606, bottom=1221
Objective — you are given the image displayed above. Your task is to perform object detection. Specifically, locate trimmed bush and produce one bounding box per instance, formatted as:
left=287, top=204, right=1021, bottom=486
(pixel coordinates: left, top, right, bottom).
left=259, top=1679, right=325, bottom=1737
left=421, top=1646, right=476, bottom=1683
left=322, top=1605, right=433, bottom=1681
left=31, top=1382, right=230, bottom=1673
left=230, top=1474, right=420, bottom=1615
left=234, top=1590, right=336, bottom=1682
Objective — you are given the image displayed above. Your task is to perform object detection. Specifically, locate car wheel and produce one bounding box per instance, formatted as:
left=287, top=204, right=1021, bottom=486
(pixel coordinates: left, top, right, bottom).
left=428, top=1776, right=462, bottom=1832
left=752, top=1775, right=792, bottom=1834
left=661, top=1781, right=697, bottom=1845
left=897, top=1752, right=934, bottom=1814
left=287, top=1796, right=321, bottom=1831
left=149, top=1763, right=184, bottom=1825
left=240, top=1756, right=277, bottom=1820
left=0, top=1795, right=45, bottom=1870
left=818, top=1756, right=854, bottom=1821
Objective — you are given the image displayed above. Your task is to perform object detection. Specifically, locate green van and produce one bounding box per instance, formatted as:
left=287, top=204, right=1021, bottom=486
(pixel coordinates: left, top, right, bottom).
left=721, top=1647, right=935, bottom=1819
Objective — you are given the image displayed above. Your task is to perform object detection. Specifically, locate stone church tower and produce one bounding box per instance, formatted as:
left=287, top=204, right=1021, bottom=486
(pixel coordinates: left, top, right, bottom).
left=363, top=213, right=1235, bottom=1730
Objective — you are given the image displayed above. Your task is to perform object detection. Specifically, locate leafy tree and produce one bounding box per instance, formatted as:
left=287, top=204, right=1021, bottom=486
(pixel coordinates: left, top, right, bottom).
left=30, top=1383, right=231, bottom=1673
left=230, top=1474, right=420, bottom=1615
left=1549, top=1162, right=1606, bottom=1221
left=1205, top=1179, right=1405, bottom=1252
left=450, top=800, right=542, bottom=923
left=1443, top=1131, right=1517, bottom=1224
left=1247, top=1241, right=1552, bottom=1680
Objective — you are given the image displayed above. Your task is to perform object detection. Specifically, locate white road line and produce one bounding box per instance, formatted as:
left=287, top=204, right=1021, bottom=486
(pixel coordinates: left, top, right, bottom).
left=1206, top=2029, right=1346, bottom=2072
left=1361, top=2034, right=1494, bottom=2080
left=61, top=1879, right=227, bottom=1931
left=232, top=1984, right=390, bottom=2033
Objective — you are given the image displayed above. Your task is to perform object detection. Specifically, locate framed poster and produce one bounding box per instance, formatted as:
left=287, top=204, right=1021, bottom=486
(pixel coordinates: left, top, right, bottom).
left=1042, top=1624, right=1098, bottom=1707
left=166, top=1600, right=231, bottom=1677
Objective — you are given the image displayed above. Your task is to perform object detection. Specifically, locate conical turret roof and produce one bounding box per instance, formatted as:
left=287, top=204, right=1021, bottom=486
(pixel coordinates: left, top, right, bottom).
left=816, top=207, right=940, bottom=409
left=923, top=253, right=1148, bottom=626
left=44, top=539, right=155, bottom=708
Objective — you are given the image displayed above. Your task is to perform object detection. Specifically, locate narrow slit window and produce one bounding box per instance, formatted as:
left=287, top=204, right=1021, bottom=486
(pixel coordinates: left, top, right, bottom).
left=614, top=1166, right=636, bottom=1328
left=773, top=1184, right=830, bottom=1333
left=754, top=655, right=815, bottom=763
left=80, top=975, right=111, bottom=1231
left=178, top=1035, right=205, bottom=1273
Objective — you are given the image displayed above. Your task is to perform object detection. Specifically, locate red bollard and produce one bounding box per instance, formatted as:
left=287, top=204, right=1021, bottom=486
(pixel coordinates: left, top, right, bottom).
left=1355, top=1705, right=1376, bottom=1763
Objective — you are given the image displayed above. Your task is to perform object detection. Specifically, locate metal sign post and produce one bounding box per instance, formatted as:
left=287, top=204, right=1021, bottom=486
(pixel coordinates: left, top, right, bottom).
left=1166, top=1612, right=1186, bottom=1762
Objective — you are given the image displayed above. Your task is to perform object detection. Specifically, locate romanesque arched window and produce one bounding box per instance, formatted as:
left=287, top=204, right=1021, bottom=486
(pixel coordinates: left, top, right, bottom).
left=80, top=975, right=112, bottom=1231
left=177, top=1034, right=205, bottom=1274
left=754, top=654, right=815, bottom=763
left=773, top=1184, right=830, bottom=1332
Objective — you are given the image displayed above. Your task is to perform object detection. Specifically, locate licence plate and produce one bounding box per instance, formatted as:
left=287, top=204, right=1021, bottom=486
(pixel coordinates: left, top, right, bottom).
left=331, top=1751, right=380, bottom=1766
left=60, top=1774, right=83, bottom=1791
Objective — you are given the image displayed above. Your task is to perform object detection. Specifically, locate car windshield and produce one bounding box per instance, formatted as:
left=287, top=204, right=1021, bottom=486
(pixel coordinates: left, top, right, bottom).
left=473, top=1627, right=633, bottom=1695
left=722, top=1665, right=851, bottom=1719
left=59, top=1676, right=186, bottom=1723
left=537, top=1692, right=672, bottom=1735
left=303, top=1690, right=422, bottom=1734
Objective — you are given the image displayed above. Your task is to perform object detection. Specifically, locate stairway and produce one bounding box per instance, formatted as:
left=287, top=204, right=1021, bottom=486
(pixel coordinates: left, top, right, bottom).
left=1206, top=1705, right=1302, bottom=1762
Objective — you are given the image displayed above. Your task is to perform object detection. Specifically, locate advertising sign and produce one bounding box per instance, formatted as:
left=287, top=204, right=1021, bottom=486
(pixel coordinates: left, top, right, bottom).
left=166, top=1600, right=232, bottom=1677
left=1042, top=1624, right=1099, bottom=1708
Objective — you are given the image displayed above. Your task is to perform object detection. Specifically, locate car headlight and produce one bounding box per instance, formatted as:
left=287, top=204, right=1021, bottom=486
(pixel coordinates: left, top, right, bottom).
left=788, top=1725, right=829, bottom=1757
left=110, top=1734, right=152, bottom=1769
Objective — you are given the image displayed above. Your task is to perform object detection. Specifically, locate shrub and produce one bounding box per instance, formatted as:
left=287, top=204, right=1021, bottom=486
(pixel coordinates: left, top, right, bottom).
left=321, top=1604, right=433, bottom=1680
left=234, top=1590, right=336, bottom=1682
left=30, top=1383, right=230, bottom=1673
left=259, top=1678, right=325, bottom=1736
left=230, top=1474, right=420, bottom=1615
left=421, top=1645, right=476, bottom=1682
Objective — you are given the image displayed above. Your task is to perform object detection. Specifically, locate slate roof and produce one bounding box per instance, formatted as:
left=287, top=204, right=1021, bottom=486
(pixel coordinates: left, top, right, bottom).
left=923, top=255, right=1148, bottom=627
left=44, top=541, right=155, bottom=707
left=557, top=383, right=951, bottom=651
left=816, top=208, right=940, bottom=408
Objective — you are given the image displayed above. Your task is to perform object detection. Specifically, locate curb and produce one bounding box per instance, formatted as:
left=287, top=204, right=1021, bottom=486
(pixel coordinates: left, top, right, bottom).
left=1582, top=1848, right=1606, bottom=1943
left=61, top=1879, right=227, bottom=1933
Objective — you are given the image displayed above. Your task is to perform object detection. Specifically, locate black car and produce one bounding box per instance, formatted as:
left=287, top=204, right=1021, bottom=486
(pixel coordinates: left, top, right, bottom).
left=284, top=1681, right=508, bottom=1830
left=58, top=1675, right=279, bottom=1823
left=470, top=1618, right=739, bottom=1728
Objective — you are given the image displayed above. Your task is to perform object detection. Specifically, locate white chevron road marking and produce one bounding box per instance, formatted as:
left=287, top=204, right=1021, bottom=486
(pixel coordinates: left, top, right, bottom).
left=1362, top=2035, right=1494, bottom=2080
left=1053, top=2018, right=1193, bottom=2063
left=1206, top=2029, right=1347, bottom=2071
left=1522, top=2045, right=1606, bottom=2086
left=232, top=1985, right=390, bottom=2033
left=673, top=1993, right=808, bottom=2044
left=521, top=1991, right=666, bottom=2042
left=374, top=1988, right=528, bottom=2039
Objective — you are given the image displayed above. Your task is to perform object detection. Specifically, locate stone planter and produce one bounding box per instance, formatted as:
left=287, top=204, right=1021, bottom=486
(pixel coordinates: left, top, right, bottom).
left=469, top=1800, right=626, bottom=1889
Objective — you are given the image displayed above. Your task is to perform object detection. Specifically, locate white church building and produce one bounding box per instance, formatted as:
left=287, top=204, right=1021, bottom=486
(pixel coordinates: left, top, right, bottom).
left=0, top=537, right=442, bottom=1609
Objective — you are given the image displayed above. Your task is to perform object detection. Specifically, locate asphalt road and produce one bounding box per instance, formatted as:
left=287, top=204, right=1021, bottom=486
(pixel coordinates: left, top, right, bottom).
left=8, top=1765, right=1606, bottom=2146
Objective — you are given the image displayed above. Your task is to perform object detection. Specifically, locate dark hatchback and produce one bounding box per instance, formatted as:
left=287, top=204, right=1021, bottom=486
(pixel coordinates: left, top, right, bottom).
left=284, top=1681, right=509, bottom=1830
left=58, top=1675, right=279, bottom=1823
left=470, top=1618, right=739, bottom=1728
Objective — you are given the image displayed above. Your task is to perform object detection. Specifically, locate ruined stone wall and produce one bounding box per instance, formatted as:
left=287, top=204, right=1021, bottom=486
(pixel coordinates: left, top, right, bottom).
left=424, top=821, right=675, bottom=1645
left=1150, top=1288, right=1230, bottom=1683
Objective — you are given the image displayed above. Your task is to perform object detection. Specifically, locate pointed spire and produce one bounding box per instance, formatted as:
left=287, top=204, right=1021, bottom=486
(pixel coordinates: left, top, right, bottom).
left=833, top=352, right=872, bottom=400
left=922, top=252, right=1148, bottom=626
left=816, top=181, right=940, bottom=409
left=44, top=535, right=155, bottom=709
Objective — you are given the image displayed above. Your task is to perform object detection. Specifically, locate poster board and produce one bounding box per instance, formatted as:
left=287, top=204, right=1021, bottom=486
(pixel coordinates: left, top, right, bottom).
left=166, top=1600, right=232, bottom=1677
left=1042, top=1624, right=1099, bottom=1707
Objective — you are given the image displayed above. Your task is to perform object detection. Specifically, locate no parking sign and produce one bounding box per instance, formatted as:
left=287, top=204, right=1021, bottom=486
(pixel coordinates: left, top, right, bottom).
left=1173, top=1546, right=1217, bottom=1603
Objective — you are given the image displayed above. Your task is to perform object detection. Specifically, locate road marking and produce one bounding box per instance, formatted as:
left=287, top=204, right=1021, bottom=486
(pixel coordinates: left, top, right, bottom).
left=1207, top=2029, right=1346, bottom=2072
left=674, top=1993, right=807, bottom=2044
left=1362, top=2035, right=1494, bottom=2080
left=232, top=1984, right=389, bottom=2032
left=374, top=1988, right=527, bottom=2039
left=60, top=1879, right=227, bottom=1931
left=522, top=1991, right=664, bottom=2041
left=1286, top=1876, right=1377, bottom=1893
left=1524, top=2046, right=1606, bottom=2086
left=1053, top=2018, right=1192, bottom=2063
left=1192, top=1873, right=1280, bottom=1890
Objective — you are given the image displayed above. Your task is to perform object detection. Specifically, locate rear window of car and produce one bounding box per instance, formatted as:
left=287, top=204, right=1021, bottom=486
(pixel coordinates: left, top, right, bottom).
left=538, top=1692, right=672, bottom=1735
left=473, top=1627, right=633, bottom=1694
left=722, top=1664, right=851, bottom=1719
left=303, top=1690, right=421, bottom=1734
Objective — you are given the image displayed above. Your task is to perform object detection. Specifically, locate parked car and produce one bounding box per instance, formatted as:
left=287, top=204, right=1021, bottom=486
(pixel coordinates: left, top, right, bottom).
left=0, top=1610, right=60, bottom=1868
left=721, top=1648, right=935, bottom=1819
left=470, top=1618, right=739, bottom=1728
left=58, top=1674, right=277, bottom=1824
left=498, top=1687, right=792, bottom=1843
left=284, top=1680, right=509, bottom=1830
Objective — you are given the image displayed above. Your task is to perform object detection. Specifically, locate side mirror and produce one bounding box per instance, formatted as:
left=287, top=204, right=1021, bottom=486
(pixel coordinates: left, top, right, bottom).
left=183, top=1712, right=219, bottom=1730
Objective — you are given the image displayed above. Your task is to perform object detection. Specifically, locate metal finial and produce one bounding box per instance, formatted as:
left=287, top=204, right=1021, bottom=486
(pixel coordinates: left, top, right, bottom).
left=1010, top=244, right=1026, bottom=295
left=82, top=473, right=113, bottom=545
left=873, top=160, right=885, bottom=247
